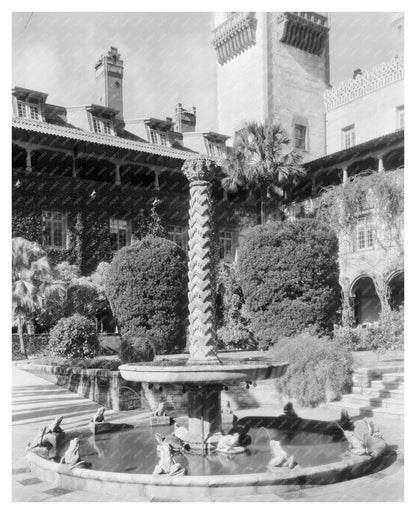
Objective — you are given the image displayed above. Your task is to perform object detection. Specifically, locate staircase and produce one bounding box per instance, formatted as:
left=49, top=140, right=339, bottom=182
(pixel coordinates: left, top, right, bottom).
left=327, top=363, right=404, bottom=419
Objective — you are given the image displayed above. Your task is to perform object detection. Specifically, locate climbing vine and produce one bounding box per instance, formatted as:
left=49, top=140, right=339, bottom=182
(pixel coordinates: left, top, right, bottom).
left=316, top=168, right=404, bottom=254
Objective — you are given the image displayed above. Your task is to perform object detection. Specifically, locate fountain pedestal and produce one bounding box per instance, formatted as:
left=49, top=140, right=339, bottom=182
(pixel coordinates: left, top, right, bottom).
left=184, top=384, right=222, bottom=449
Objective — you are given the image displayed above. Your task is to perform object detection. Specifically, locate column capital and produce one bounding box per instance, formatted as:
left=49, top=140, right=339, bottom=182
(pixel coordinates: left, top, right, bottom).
left=182, top=157, right=218, bottom=183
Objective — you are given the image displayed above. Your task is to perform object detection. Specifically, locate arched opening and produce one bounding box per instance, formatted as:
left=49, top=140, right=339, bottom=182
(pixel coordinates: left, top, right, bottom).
left=347, top=157, right=378, bottom=179
left=384, top=148, right=404, bottom=170
left=388, top=271, right=404, bottom=311
left=351, top=276, right=381, bottom=325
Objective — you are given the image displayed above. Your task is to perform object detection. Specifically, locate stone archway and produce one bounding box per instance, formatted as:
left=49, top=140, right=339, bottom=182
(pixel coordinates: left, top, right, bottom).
left=351, top=275, right=381, bottom=325
left=388, top=271, right=404, bottom=311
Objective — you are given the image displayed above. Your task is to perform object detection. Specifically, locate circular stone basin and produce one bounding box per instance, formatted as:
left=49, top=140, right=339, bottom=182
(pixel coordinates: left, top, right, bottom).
left=119, top=357, right=288, bottom=384
left=26, top=418, right=389, bottom=500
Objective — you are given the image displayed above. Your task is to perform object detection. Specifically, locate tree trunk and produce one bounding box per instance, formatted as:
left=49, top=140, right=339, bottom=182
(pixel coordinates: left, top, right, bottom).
left=17, top=317, right=27, bottom=357
left=260, top=189, right=266, bottom=225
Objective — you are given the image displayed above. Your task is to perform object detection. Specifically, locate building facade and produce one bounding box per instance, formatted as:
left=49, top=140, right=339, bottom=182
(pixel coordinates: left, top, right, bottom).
left=12, top=13, right=404, bottom=326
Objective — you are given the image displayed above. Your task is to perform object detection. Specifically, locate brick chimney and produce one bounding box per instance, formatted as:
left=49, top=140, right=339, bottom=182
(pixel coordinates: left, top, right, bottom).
left=174, top=103, right=197, bottom=133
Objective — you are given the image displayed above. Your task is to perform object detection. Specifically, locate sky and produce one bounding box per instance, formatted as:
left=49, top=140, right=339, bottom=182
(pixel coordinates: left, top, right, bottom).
left=12, top=12, right=400, bottom=132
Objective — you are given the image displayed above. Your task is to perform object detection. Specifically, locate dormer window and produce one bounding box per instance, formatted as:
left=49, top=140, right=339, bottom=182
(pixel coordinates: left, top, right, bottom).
left=92, top=116, right=113, bottom=135
left=207, top=141, right=224, bottom=157
left=16, top=101, right=40, bottom=120
left=149, top=128, right=168, bottom=146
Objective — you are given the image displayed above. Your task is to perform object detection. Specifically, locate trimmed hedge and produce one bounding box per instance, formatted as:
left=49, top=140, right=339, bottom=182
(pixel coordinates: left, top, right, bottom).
left=104, top=236, right=188, bottom=355
left=269, top=332, right=353, bottom=407
left=48, top=314, right=100, bottom=358
left=238, top=219, right=341, bottom=347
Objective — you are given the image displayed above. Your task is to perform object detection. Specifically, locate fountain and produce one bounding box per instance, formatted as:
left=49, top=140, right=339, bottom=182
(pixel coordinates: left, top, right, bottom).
left=119, top=157, right=287, bottom=452
left=25, top=157, right=390, bottom=500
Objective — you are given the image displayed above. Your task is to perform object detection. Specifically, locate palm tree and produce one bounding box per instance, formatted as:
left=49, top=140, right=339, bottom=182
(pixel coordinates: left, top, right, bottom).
left=222, top=120, right=304, bottom=224
left=12, top=237, right=64, bottom=356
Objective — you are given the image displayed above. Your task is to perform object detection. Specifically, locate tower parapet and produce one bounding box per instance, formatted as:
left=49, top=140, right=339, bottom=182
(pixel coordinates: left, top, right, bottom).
left=324, top=55, right=404, bottom=111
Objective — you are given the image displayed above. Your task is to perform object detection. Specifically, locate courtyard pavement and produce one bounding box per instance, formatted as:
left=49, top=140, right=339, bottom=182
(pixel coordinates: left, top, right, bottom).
left=12, top=364, right=404, bottom=502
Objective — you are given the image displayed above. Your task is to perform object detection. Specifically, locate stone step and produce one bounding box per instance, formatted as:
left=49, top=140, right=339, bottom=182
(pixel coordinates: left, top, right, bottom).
left=326, top=400, right=404, bottom=420
left=381, top=372, right=404, bottom=381
left=370, top=380, right=404, bottom=390
left=352, top=386, right=404, bottom=399
left=354, top=365, right=404, bottom=376
left=340, top=393, right=403, bottom=409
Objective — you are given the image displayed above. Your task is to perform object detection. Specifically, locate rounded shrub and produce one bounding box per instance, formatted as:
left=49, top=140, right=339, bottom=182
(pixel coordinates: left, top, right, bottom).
left=238, top=219, right=341, bottom=347
left=48, top=314, right=100, bottom=358
left=120, top=335, right=155, bottom=363
left=104, top=236, right=188, bottom=355
left=269, top=332, right=353, bottom=407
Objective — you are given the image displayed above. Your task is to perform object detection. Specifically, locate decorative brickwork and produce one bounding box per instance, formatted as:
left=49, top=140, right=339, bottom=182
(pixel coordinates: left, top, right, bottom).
left=324, top=55, right=404, bottom=111
left=276, top=12, right=329, bottom=56
left=182, top=158, right=220, bottom=364
left=212, top=12, right=258, bottom=65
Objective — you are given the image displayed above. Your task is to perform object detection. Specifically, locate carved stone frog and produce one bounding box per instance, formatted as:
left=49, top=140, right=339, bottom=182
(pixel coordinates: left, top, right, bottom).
left=91, top=407, right=105, bottom=424
left=60, top=437, right=91, bottom=469
left=269, top=440, right=298, bottom=468
left=344, top=430, right=368, bottom=455
left=46, top=416, right=64, bottom=434
left=153, top=434, right=186, bottom=476
left=153, top=402, right=167, bottom=417
left=216, top=432, right=245, bottom=454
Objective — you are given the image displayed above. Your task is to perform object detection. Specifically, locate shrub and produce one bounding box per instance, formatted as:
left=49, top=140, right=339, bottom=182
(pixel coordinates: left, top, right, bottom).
left=269, top=331, right=353, bottom=407
left=334, top=324, right=368, bottom=351
left=49, top=314, right=100, bottom=358
left=104, top=236, right=188, bottom=355
left=238, top=219, right=340, bottom=347
left=364, top=307, right=404, bottom=352
left=120, top=335, right=155, bottom=363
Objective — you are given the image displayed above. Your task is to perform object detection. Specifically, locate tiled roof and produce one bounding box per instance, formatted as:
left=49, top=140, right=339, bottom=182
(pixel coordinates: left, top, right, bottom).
left=12, top=117, right=202, bottom=161
left=306, top=129, right=404, bottom=171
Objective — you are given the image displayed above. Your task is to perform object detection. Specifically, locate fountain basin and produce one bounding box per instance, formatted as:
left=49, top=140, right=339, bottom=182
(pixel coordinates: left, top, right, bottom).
left=119, top=359, right=288, bottom=384
left=26, top=423, right=389, bottom=500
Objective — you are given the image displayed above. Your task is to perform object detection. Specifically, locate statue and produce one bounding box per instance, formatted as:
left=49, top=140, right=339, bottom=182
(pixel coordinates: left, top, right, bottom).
left=91, top=407, right=105, bottom=424
left=216, top=432, right=244, bottom=454
left=338, top=409, right=355, bottom=432
left=60, top=437, right=92, bottom=469
left=46, top=416, right=64, bottom=434
left=221, top=401, right=236, bottom=424
left=28, top=426, right=51, bottom=450
left=153, top=402, right=167, bottom=417
left=269, top=440, right=298, bottom=469
left=153, top=434, right=186, bottom=476
left=364, top=418, right=383, bottom=439
left=228, top=423, right=251, bottom=446
left=343, top=430, right=368, bottom=456
left=151, top=402, right=171, bottom=426
left=283, top=402, right=298, bottom=420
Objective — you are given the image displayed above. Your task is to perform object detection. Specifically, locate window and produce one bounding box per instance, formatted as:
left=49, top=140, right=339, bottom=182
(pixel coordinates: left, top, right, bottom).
left=396, top=105, right=404, bottom=130
left=42, top=211, right=67, bottom=249
left=110, top=218, right=131, bottom=250
left=149, top=128, right=168, bottom=146
left=343, top=125, right=356, bottom=149
left=294, top=125, right=307, bottom=150
left=16, top=101, right=40, bottom=120
left=219, top=230, right=235, bottom=261
left=206, top=141, right=224, bottom=157
left=356, top=220, right=374, bottom=251
left=167, top=226, right=188, bottom=250
left=92, top=116, right=113, bottom=135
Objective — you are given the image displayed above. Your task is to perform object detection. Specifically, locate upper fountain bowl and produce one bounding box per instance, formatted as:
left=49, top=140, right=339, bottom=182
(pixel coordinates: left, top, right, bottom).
left=119, top=357, right=288, bottom=384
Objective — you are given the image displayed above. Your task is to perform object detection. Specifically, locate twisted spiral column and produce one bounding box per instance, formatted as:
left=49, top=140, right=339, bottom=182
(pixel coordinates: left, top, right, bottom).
left=182, top=158, right=221, bottom=365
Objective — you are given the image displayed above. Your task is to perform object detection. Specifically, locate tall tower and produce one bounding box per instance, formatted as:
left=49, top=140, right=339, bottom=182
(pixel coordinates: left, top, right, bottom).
left=212, top=12, right=330, bottom=161
left=95, top=47, right=124, bottom=123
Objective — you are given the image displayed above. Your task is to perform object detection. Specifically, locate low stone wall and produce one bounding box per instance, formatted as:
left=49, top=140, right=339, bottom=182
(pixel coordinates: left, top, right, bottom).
left=18, top=363, right=142, bottom=411
left=18, top=362, right=288, bottom=414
